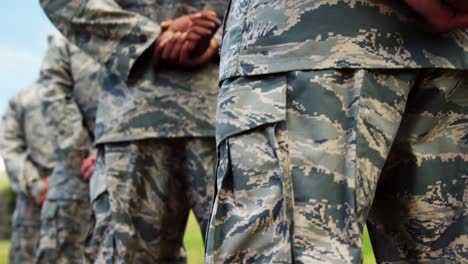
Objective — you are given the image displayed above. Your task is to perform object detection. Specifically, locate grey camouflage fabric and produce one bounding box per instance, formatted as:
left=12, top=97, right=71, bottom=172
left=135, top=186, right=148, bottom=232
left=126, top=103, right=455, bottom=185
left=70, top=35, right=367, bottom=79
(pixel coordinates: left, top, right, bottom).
left=0, top=84, right=55, bottom=264
left=86, top=139, right=215, bottom=263
left=219, top=0, right=468, bottom=81
left=206, top=1, right=468, bottom=263
left=10, top=196, right=42, bottom=264
left=0, top=83, right=55, bottom=196
left=39, top=34, right=100, bottom=200
left=206, top=69, right=468, bottom=263
left=40, top=0, right=226, bottom=262
left=36, top=190, right=93, bottom=264
left=40, top=0, right=226, bottom=143
left=36, top=35, right=101, bottom=263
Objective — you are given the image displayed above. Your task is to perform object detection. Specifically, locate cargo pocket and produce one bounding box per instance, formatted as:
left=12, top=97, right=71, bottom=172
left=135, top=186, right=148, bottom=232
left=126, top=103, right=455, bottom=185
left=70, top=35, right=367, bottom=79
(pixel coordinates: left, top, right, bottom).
left=37, top=202, right=58, bottom=261
left=208, top=123, right=294, bottom=262
left=227, top=125, right=283, bottom=199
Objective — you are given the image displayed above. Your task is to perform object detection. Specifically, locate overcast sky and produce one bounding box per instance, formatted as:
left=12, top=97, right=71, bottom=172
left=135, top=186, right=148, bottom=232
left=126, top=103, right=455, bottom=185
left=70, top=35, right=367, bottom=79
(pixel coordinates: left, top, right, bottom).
left=0, top=2, right=55, bottom=171
left=0, top=1, right=53, bottom=115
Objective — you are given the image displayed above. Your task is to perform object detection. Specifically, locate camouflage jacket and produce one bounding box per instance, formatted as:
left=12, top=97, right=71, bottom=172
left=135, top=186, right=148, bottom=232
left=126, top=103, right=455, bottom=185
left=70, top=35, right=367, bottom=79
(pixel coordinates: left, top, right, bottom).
left=0, top=83, right=55, bottom=196
left=218, top=0, right=468, bottom=80
left=40, top=0, right=227, bottom=143
left=39, top=35, right=100, bottom=199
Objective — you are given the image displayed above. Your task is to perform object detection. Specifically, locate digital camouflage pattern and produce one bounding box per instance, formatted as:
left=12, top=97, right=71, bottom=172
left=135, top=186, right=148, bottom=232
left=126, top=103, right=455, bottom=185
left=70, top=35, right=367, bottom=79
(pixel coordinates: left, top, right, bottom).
left=39, top=34, right=100, bottom=200
left=10, top=196, right=42, bottom=264
left=0, top=84, right=55, bottom=264
left=40, top=0, right=226, bottom=144
left=206, top=69, right=468, bottom=263
left=40, top=1, right=226, bottom=262
left=86, top=139, right=215, bottom=263
left=219, top=0, right=468, bottom=80
left=36, top=35, right=101, bottom=263
left=0, top=83, right=55, bottom=195
left=206, top=1, right=468, bottom=263
left=36, top=191, right=93, bottom=264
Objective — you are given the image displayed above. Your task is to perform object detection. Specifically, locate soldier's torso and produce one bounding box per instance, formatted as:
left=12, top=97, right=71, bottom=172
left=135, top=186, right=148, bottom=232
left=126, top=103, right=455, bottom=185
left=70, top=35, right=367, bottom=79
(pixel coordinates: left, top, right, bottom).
left=94, top=0, right=228, bottom=143
left=220, top=0, right=468, bottom=80
left=20, top=84, right=55, bottom=170
left=68, top=44, right=101, bottom=135
left=45, top=39, right=101, bottom=200
left=115, top=0, right=226, bottom=23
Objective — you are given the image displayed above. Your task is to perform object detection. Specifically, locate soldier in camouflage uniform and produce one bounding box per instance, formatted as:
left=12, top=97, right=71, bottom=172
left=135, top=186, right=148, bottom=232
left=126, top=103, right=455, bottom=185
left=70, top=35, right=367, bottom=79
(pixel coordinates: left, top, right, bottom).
left=40, top=0, right=227, bottom=262
left=35, top=34, right=101, bottom=264
left=0, top=83, right=55, bottom=264
left=204, top=1, right=466, bottom=263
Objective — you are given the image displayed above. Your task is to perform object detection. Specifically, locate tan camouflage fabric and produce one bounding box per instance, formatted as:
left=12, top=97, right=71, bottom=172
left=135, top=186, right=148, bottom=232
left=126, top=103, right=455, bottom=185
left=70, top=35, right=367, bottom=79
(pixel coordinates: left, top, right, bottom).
left=0, top=84, right=55, bottom=264
left=85, top=138, right=216, bottom=263
left=39, top=34, right=100, bottom=200
left=206, top=69, right=467, bottom=263
left=219, top=0, right=468, bottom=81
left=40, top=0, right=226, bottom=143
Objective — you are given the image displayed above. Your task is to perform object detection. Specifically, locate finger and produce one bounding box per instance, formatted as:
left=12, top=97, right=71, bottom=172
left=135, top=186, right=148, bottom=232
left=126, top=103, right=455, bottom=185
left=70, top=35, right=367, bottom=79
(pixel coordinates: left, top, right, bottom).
left=153, top=36, right=171, bottom=64
left=169, top=33, right=187, bottom=63
left=161, top=33, right=180, bottom=62
left=81, top=161, right=92, bottom=175
left=187, top=40, right=218, bottom=66
left=449, top=13, right=468, bottom=29
left=84, top=166, right=94, bottom=180
left=153, top=30, right=174, bottom=63
left=81, top=163, right=86, bottom=174
left=187, top=31, right=202, bottom=41
left=161, top=20, right=172, bottom=31
left=189, top=25, right=213, bottom=37
left=192, top=17, right=221, bottom=30
left=445, top=0, right=468, bottom=11
left=84, top=162, right=94, bottom=178
left=199, top=10, right=221, bottom=25
left=405, top=0, right=461, bottom=32
left=192, top=17, right=220, bottom=30
left=152, top=44, right=163, bottom=64
left=179, top=40, right=195, bottom=65
left=157, top=30, right=175, bottom=46
left=189, top=10, right=221, bottom=25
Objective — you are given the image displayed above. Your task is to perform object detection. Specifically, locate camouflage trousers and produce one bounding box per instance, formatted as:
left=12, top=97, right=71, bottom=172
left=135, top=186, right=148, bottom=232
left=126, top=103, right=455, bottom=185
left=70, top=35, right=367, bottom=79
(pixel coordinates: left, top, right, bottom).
left=86, top=138, right=216, bottom=263
left=206, top=69, right=468, bottom=263
left=35, top=198, right=93, bottom=264
left=9, top=195, right=41, bottom=264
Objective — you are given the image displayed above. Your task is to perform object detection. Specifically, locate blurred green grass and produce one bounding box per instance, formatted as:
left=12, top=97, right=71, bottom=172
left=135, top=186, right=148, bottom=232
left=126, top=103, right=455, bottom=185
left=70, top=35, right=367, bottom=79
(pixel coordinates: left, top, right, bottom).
left=0, top=241, right=8, bottom=264
left=0, top=172, right=9, bottom=192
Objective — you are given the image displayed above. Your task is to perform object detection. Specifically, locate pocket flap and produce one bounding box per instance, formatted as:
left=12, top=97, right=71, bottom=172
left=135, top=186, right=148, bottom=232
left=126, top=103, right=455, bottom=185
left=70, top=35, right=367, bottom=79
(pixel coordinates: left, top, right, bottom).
left=216, top=75, right=287, bottom=146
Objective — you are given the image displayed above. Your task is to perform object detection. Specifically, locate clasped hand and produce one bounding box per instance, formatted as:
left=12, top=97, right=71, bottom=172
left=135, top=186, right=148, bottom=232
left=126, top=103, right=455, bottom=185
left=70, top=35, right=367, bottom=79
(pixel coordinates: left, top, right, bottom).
left=405, top=0, right=468, bottom=32
left=153, top=10, right=221, bottom=67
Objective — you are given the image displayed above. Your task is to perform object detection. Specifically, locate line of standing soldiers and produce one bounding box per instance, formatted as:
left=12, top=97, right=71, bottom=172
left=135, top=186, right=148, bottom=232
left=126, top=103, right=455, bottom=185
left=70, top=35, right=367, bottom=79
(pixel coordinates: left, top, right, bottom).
left=1, top=0, right=467, bottom=263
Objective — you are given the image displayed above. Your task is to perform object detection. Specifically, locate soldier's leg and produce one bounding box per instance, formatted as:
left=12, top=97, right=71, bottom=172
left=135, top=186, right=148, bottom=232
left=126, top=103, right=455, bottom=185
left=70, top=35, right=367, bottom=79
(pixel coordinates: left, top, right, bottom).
left=206, top=70, right=420, bottom=263
left=96, top=140, right=189, bottom=263
left=36, top=199, right=93, bottom=264
left=183, top=138, right=216, bottom=239
left=84, top=147, right=110, bottom=263
left=9, top=195, right=41, bottom=264
left=367, top=69, right=468, bottom=263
